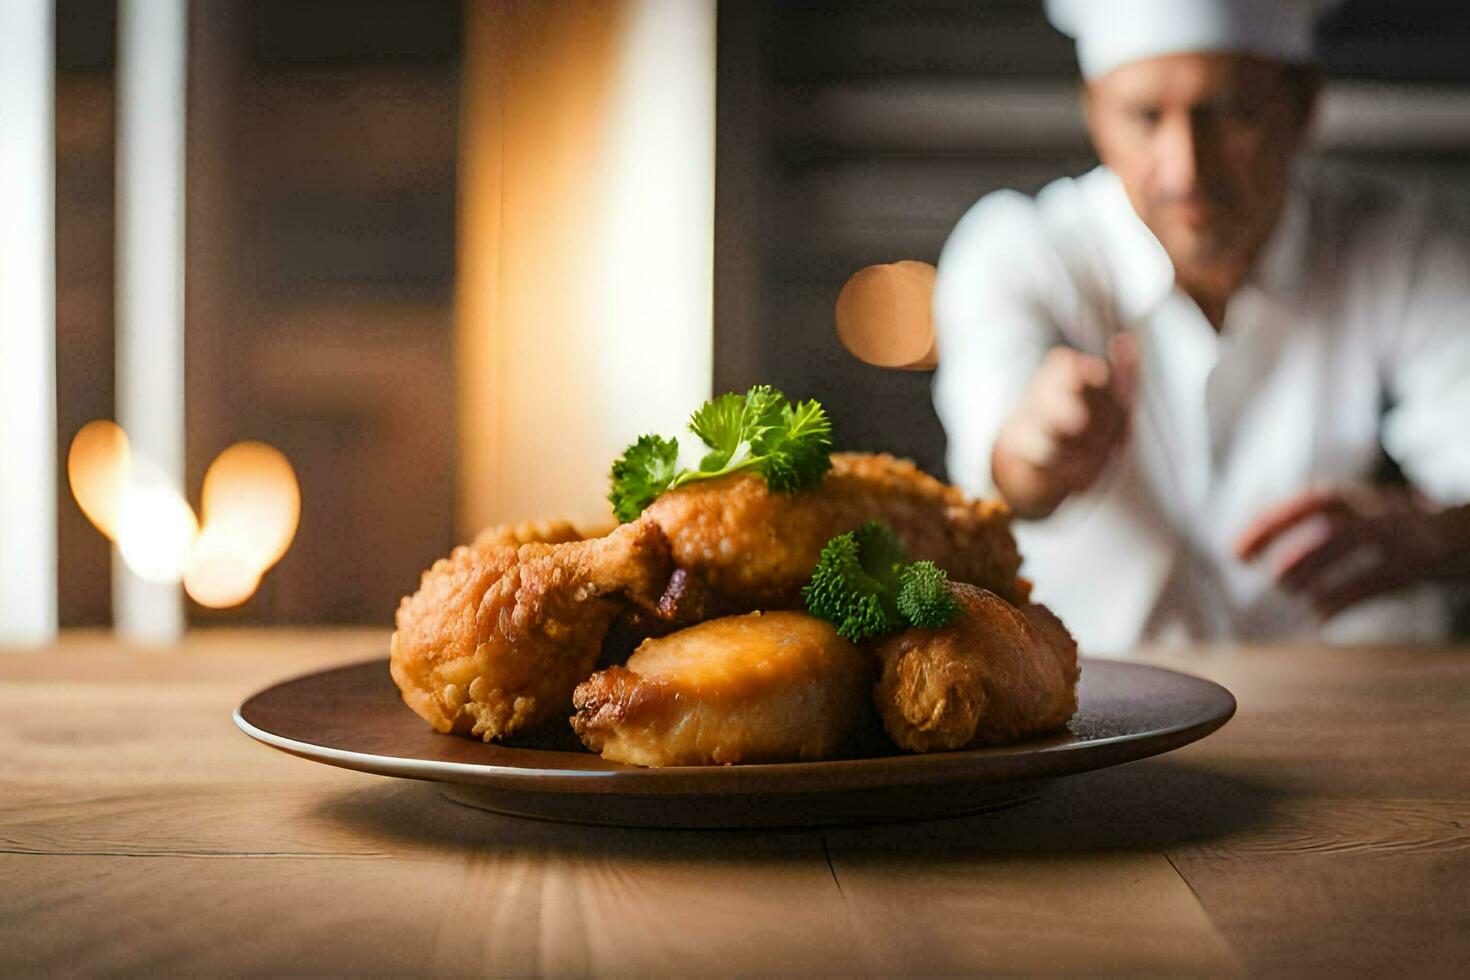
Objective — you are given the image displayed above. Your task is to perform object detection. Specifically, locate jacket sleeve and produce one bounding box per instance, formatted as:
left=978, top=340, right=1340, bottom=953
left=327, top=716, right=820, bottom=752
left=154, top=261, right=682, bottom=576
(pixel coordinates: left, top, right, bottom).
left=931, top=189, right=1067, bottom=499
left=1380, top=210, right=1470, bottom=506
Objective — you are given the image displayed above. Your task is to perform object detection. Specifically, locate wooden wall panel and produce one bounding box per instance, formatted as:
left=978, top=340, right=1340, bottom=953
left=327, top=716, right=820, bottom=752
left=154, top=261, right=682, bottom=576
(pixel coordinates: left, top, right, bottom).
left=184, top=0, right=461, bottom=625
left=54, top=0, right=117, bottom=627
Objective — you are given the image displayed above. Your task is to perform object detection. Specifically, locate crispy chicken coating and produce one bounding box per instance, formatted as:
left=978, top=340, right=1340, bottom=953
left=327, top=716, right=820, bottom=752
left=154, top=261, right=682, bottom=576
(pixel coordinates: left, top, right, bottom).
left=635, top=452, right=1024, bottom=622
left=571, top=611, right=879, bottom=766
left=873, top=584, right=1079, bottom=752
left=468, top=519, right=586, bottom=551
left=390, top=520, right=672, bottom=741
left=391, top=453, right=1028, bottom=745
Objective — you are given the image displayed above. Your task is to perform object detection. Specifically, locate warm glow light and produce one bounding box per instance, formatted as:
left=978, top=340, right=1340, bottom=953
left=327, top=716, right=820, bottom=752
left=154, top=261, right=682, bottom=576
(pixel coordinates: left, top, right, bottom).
left=67, top=421, right=301, bottom=608
left=182, top=525, right=262, bottom=609
left=115, top=459, right=199, bottom=585
left=197, top=441, right=301, bottom=573
left=455, top=0, right=714, bottom=532
left=67, top=420, right=132, bottom=540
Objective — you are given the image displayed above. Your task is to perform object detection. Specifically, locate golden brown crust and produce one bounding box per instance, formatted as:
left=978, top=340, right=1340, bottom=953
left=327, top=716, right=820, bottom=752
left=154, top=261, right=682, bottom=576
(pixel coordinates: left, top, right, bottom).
left=872, top=584, right=1079, bottom=753
left=571, top=611, right=879, bottom=766
left=566, top=665, right=670, bottom=749
left=469, top=519, right=586, bottom=551
left=389, top=453, right=1030, bottom=749
left=637, top=452, right=1022, bottom=618
left=389, top=520, right=674, bottom=742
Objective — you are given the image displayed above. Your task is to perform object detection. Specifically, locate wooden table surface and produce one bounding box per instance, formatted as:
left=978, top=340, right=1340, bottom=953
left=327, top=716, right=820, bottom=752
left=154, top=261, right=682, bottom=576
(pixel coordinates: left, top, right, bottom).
left=2, top=630, right=1466, bottom=977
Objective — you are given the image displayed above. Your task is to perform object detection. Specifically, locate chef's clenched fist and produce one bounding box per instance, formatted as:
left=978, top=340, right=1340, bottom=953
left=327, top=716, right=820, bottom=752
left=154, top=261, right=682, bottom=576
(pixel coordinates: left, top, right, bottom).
left=991, top=334, right=1139, bottom=520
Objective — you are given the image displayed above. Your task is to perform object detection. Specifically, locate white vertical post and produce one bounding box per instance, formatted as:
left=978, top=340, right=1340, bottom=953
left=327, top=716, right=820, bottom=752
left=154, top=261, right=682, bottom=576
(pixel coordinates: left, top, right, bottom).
left=0, top=0, right=58, bottom=648
left=115, top=0, right=188, bottom=642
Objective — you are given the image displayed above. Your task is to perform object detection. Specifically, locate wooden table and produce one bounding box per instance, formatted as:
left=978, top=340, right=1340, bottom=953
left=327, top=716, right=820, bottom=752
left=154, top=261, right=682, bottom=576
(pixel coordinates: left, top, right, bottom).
left=2, top=631, right=1466, bottom=976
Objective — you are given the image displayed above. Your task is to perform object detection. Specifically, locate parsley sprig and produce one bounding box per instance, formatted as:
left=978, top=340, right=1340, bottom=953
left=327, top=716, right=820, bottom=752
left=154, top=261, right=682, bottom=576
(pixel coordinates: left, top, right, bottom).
left=802, top=520, right=960, bottom=641
left=608, top=385, right=833, bottom=522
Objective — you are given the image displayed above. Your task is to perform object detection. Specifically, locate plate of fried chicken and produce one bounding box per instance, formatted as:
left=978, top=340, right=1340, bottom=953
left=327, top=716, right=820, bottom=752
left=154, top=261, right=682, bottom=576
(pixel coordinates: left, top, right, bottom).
left=235, top=387, right=1235, bottom=827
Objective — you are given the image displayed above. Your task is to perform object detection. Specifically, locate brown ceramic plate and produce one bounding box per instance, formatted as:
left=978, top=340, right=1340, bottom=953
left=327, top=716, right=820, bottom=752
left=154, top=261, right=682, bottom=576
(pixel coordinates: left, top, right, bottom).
left=235, top=656, right=1234, bottom=828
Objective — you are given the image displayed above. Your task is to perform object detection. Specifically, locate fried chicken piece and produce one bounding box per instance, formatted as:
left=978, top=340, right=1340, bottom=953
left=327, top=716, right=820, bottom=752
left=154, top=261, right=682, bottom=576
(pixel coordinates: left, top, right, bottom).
left=393, top=454, right=1023, bottom=745
left=872, top=584, right=1079, bottom=752
left=468, top=518, right=586, bottom=551
left=571, top=611, right=879, bottom=766
left=636, top=452, right=1024, bottom=624
left=390, top=520, right=673, bottom=741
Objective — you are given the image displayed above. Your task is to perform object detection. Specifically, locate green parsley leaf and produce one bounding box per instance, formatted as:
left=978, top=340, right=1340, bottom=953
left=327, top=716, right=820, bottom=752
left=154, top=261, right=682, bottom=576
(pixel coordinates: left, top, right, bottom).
left=687, top=386, right=784, bottom=472
left=753, top=398, right=833, bottom=493
left=608, top=434, right=680, bottom=523
left=608, top=385, right=834, bottom=520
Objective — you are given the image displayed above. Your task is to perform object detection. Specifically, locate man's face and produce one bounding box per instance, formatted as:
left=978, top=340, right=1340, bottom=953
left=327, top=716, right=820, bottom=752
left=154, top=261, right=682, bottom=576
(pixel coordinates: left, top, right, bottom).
left=1085, top=53, right=1316, bottom=276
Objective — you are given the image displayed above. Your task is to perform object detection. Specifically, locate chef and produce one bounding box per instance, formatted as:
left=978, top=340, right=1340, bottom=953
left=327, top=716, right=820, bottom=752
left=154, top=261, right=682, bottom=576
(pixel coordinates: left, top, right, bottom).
left=932, top=0, right=1470, bottom=652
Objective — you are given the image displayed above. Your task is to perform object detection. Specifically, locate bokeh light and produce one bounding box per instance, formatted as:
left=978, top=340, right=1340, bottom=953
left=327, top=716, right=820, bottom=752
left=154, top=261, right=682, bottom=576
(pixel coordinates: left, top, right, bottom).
left=198, top=441, right=301, bottom=574
left=115, top=458, right=200, bottom=584
left=66, top=420, right=131, bottom=540
left=68, top=421, right=301, bottom=607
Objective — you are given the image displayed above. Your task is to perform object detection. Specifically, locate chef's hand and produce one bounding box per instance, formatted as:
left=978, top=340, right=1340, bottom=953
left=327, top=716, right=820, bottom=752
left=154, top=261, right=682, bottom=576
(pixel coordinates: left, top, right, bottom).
left=991, top=335, right=1138, bottom=520
left=1235, top=486, right=1470, bottom=619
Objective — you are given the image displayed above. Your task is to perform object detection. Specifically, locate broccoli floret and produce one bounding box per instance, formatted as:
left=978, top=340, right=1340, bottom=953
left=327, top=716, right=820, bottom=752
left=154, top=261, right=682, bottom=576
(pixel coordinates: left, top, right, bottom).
left=803, top=521, right=959, bottom=639
left=801, top=530, right=904, bottom=641
left=896, top=560, right=959, bottom=628
left=852, top=520, right=907, bottom=587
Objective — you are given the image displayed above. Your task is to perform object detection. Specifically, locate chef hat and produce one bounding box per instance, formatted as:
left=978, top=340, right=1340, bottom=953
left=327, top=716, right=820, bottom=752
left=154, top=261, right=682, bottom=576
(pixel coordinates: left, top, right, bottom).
left=1044, top=0, right=1343, bottom=80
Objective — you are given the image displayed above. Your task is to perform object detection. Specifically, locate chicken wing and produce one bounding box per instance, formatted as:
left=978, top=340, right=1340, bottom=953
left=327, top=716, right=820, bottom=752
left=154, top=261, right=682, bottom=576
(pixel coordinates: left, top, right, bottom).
left=571, top=611, right=879, bottom=766
left=390, top=519, right=672, bottom=741
left=872, top=584, right=1079, bottom=752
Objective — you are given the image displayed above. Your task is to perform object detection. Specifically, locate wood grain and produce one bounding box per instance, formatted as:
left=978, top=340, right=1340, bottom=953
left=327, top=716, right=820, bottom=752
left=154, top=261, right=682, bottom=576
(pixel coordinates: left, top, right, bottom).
left=827, top=850, right=1239, bottom=976
left=2, top=630, right=1468, bottom=976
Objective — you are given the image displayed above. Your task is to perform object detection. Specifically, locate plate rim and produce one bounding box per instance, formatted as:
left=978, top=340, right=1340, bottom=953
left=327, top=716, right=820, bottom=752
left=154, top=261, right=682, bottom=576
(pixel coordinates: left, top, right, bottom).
left=234, top=655, right=1236, bottom=795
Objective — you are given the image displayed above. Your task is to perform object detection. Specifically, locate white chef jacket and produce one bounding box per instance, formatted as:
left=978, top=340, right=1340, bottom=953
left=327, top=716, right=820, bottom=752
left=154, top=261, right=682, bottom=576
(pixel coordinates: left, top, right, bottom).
left=933, top=165, right=1470, bottom=653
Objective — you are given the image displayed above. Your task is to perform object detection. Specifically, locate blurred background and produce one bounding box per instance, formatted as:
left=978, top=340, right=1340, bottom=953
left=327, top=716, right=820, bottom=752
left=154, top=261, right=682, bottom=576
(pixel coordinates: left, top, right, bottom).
left=51, top=1, right=460, bottom=629
left=23, top=0, right=1470, bottom=631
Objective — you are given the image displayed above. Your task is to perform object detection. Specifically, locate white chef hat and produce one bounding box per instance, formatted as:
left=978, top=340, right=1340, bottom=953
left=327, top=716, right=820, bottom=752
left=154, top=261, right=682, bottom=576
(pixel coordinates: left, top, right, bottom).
left=1044, top=0, right=1343, bottom=80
